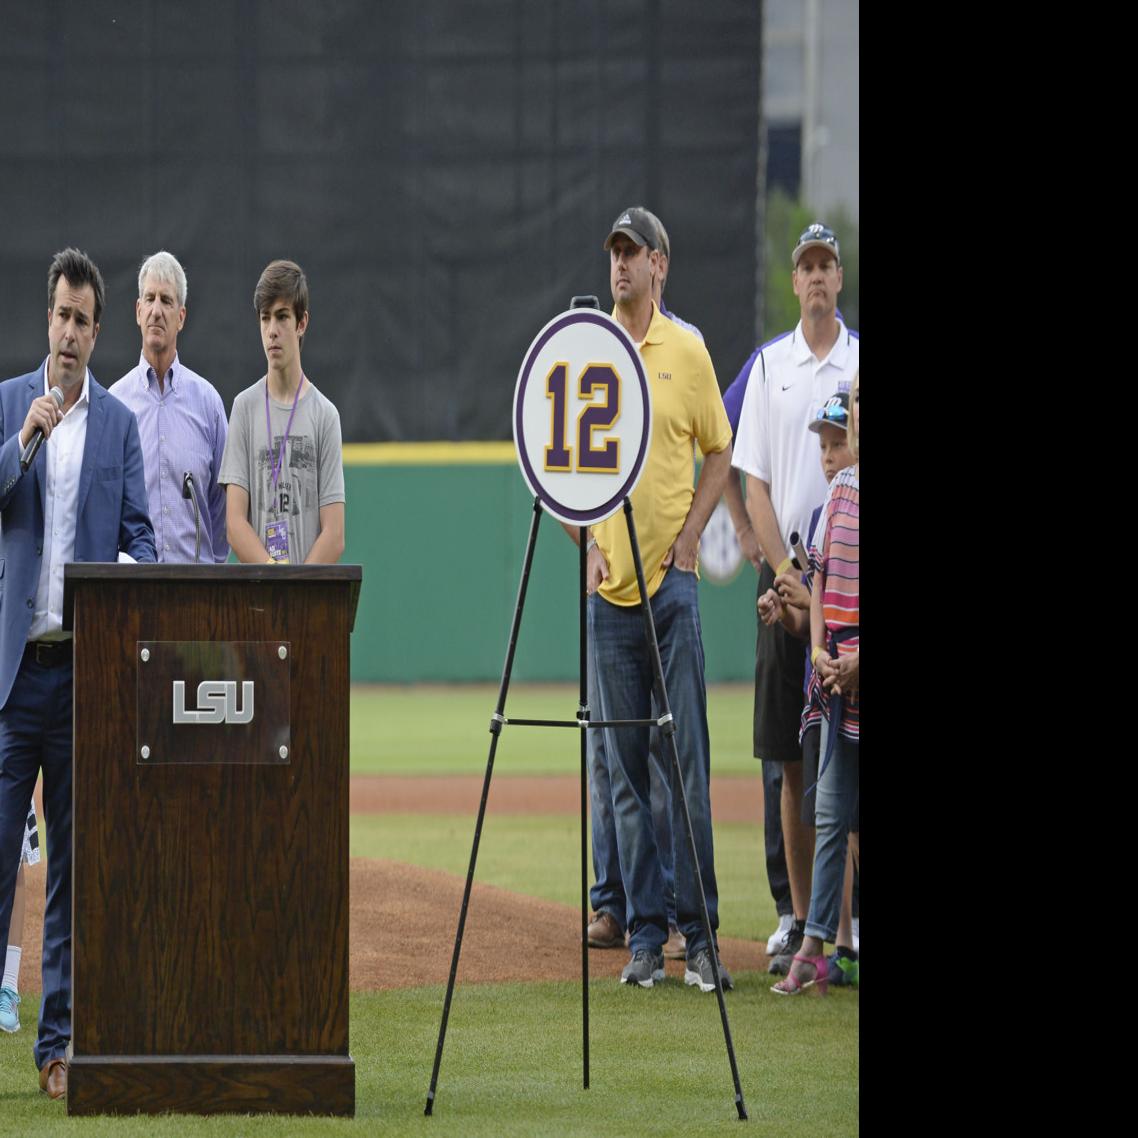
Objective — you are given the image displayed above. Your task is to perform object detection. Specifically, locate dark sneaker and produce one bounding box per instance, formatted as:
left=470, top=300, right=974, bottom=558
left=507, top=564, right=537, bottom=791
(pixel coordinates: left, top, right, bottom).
left=663, top=924, right=687, bottom=960
left=768, top=923, right=804, bottom=975
left=587, top=911, right=624, bottom=949
left=621, top=948, right=665, bottom=989
left=827, top=947, right=859, bottom=987
left=684, top=947, right=734, bottom=993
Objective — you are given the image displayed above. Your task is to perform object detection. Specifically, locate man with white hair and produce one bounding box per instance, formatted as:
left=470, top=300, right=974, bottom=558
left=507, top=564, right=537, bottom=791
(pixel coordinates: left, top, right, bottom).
left=109, top=251, right=229, bottom=562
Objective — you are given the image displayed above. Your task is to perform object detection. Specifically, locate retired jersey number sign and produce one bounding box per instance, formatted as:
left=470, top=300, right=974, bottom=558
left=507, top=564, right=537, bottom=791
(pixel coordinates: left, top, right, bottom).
left=512, top=310, right=651, bottom=525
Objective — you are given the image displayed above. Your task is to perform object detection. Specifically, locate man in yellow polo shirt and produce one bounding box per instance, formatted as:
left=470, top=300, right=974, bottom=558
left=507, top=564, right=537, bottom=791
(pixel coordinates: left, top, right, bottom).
left=584, top=207, right=734, bottom=991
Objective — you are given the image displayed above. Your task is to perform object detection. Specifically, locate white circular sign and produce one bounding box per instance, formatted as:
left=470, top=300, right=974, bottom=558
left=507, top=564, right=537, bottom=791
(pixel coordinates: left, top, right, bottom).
left=512, top=309, right=652, bottom=525
left=700, top=499, right=745, bottom=584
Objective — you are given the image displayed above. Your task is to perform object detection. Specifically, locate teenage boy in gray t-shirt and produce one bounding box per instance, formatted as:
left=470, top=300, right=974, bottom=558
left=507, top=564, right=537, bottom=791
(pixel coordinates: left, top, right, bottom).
left=220, top=260, right=345, bottom=564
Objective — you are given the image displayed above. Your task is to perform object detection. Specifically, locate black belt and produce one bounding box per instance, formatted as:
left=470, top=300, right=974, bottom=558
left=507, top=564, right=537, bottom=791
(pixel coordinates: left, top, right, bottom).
left=23, top=640, right=73, bottom=668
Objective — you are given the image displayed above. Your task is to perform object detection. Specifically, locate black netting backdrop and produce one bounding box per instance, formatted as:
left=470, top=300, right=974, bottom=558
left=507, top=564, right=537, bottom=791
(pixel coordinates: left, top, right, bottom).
left=0, top=1, right=760, bottom=441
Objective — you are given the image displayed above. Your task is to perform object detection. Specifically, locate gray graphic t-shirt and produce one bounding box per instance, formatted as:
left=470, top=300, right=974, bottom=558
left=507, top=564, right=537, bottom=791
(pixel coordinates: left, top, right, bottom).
left=219, top=378, right=345, bottom=563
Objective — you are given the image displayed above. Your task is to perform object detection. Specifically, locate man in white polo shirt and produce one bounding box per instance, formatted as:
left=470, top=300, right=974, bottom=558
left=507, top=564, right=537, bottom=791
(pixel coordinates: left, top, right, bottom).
left=730, top=223, right=859, bottom=973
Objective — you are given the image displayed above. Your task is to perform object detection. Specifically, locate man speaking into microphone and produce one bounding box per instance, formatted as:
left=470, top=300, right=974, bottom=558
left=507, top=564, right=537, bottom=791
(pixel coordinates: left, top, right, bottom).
left=0, top=248, right=155, bottom=1100
left=109, top=251, right=229, bottom=563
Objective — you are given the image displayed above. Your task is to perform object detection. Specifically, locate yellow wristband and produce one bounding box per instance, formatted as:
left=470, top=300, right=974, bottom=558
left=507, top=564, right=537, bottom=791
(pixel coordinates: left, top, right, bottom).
left=776, top=556, right=794, bottom=576
left=811, top=645, right=824, bottom=666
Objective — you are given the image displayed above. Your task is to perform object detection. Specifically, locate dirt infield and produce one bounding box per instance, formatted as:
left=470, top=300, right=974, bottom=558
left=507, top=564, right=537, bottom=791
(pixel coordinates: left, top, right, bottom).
left=13, top=773, right=767, bottom=994
left=16, top=858, right=767, bottom=996
left=350, top=859, right=768, bottom=988
left=349, top=772, right=764, bottom=824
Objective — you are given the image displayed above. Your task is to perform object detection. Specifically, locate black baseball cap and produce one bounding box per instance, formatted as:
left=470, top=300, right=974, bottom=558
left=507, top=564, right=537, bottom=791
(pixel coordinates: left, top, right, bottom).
left=792, top=222, right=841, bottom=267
left=808, top=391, right=850, bottom=434
left=603, top=207, right=661, bottom=252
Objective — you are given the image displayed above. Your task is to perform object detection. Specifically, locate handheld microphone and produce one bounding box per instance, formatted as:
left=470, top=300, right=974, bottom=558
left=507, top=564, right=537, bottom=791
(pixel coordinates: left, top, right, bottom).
left=789, top=531, right=812, bottom=591
left=182, top=471, right=201, bottom=563
left=19, top=386, right=65, bottom=472
left=792, top=530, right=810, bottom=591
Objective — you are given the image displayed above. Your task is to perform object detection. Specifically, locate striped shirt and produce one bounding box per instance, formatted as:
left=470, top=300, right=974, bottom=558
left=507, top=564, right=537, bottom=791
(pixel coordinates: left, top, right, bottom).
left=809, top=464, right=859, bottom=739
left=799, top=504, right=825, bottom=741
left=109, top=354, right=229, bottom=563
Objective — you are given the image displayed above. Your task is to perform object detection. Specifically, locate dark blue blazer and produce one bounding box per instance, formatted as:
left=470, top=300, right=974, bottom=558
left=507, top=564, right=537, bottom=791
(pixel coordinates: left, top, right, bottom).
left=0, top=360, right=156, bottom=710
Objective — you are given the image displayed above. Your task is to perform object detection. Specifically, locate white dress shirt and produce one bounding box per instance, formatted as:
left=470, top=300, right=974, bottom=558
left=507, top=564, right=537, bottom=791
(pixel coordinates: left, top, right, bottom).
left=29, top=370, right=90, bottom=642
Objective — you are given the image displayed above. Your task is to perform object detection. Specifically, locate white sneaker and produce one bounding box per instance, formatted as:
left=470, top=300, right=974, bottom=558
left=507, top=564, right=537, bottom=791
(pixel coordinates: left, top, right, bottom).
left=851, top=917, right=860, bottom=954
left=765, top=913, right=794, bottom=956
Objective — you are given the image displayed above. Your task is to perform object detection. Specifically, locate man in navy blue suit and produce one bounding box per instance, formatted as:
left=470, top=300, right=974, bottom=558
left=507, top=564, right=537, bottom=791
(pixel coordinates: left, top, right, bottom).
left=0, top=248, right=155, bottom=1100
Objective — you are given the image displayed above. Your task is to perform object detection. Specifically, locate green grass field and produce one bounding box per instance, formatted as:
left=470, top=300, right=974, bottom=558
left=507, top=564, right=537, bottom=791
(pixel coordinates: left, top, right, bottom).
left=2, top=683, right=857, bottom=1133
left=349, top=682, right=759, bottom=775
left=0, top=982, right=858, bottom=1136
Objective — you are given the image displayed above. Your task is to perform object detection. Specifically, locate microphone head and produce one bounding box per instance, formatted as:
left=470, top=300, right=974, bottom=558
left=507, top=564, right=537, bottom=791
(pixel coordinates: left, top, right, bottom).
left=182, top=471, right=194, bottom=499
left=19, top=386, right=66, bottom=473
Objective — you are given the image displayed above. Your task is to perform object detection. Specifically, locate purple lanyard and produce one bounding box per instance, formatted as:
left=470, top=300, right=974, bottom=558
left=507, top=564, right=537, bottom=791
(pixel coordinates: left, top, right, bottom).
left=265, top=375, right=304, bottom=494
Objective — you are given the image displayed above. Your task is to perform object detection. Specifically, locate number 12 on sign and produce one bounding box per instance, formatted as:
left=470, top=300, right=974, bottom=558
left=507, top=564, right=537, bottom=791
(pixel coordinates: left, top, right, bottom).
left=544, top=362, right=622, bottom=473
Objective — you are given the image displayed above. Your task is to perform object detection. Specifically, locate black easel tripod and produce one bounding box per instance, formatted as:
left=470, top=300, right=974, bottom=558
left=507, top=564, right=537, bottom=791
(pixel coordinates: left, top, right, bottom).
left=423, top=491, right=748, bottom=1121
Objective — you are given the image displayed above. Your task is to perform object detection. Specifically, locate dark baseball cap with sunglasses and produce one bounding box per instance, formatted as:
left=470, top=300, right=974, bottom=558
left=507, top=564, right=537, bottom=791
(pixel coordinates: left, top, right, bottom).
left=808, top=390, right=850, bottom=434
left=792, top=222, right=841, bottom=267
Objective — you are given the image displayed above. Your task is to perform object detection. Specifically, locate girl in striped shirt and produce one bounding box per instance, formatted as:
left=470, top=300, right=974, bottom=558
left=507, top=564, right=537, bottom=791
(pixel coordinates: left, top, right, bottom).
left=772, top=371, right=859, bottom=995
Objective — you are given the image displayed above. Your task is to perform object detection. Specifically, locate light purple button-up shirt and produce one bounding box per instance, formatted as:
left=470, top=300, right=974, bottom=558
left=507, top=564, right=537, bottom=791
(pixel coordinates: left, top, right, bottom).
left=108, top=353, right=229, bottom=563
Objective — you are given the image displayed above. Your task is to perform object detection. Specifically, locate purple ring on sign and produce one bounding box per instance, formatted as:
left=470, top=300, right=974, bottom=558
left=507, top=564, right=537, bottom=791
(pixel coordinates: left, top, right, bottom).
left=513, top=311, right=650, bottom=524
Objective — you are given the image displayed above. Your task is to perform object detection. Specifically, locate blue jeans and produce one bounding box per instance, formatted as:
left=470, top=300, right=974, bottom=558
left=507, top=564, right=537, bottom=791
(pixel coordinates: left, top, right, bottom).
left=647, top=732, right=676, bottom=927
left=588, top=568, right=718, bottom=955
left=587, top=703, right=677, bottom=931
left=0, top=658, right=74, bottom=1070
left=804, top=716, right=859, bottom=943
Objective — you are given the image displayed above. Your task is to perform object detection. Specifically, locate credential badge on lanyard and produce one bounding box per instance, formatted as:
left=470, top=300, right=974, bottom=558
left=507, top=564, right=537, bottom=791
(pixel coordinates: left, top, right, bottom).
left=264, top=375, right=304, bottom=562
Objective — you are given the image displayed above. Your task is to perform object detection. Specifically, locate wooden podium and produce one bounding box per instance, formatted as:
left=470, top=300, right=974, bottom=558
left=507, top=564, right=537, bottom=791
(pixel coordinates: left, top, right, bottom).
left=62, top=564, right=361, bottom=1116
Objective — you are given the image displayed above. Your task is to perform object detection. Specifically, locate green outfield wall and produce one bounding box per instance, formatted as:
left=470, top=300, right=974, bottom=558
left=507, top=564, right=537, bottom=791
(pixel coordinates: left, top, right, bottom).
left=343, top=444, right=757, bottom=684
